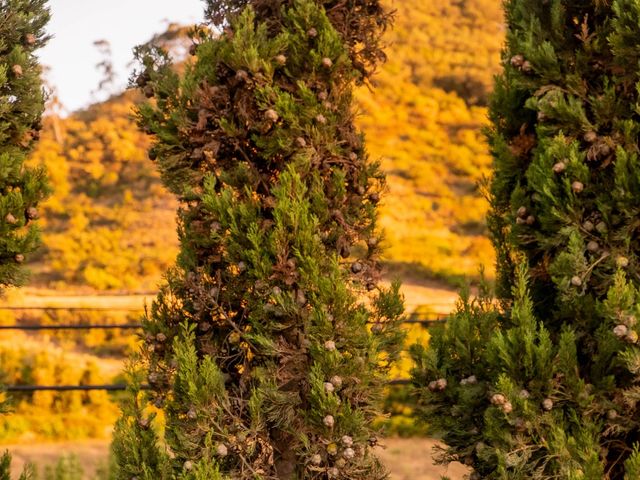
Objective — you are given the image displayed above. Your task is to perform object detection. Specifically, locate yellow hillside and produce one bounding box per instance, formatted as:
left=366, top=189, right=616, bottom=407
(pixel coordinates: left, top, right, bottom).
left=23, top=0, right=504, bottom=293
left=358, top=0, right=503, bottom=285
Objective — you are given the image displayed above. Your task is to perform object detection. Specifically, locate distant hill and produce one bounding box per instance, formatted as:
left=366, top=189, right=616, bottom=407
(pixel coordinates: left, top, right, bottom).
left=25, top=0, right=504, bottom=292
left=357, top=0, right=504, bottom=285
left=28, top=92, right=179, bottom=291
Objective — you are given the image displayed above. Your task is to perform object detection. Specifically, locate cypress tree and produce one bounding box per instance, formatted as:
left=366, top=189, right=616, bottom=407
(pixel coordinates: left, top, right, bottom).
left=0, top=0, right=49, bottom=291
left=412, top=1, right=640, bottom=478
left=0, top=1, right=50, bottom=478
left=112, top=1, right=404, bottom=479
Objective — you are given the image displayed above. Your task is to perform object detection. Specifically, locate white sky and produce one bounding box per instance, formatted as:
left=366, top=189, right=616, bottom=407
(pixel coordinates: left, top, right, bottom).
left=39, top=0, right=204, bottom=113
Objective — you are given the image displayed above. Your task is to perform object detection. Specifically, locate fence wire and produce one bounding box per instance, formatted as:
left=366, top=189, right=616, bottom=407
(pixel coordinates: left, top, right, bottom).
left=0, top=305, right=446, bottom=392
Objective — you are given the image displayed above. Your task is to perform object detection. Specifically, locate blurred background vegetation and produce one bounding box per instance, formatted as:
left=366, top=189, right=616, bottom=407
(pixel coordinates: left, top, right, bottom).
left=1, top=0, right=503, bottom=458
left=358, top=0, right=502, bottom=286
left=28, top=95, right=178, bottom=292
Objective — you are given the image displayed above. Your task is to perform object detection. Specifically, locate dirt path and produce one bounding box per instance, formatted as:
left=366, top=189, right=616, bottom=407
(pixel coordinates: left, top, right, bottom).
left=3, top=438, right=468, bottom=479
left=3, top=440, right=110, bottom=477
left=378, top=438, right=469, bottom=479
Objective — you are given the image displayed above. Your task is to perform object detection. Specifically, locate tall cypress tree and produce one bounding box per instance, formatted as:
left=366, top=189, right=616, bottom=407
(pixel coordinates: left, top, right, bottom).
left=412, top=1, right=640, bottom=478
left=0, top=1, right=50, bottom=478
left=112, top=1, right=404, bottom=479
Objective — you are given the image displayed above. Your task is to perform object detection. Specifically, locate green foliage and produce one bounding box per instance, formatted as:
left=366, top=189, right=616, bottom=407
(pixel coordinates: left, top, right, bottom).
left=38, top=456, right=83, bottom=480
left=1, top=450, right=34, bottom=480
left=0, top=452, right=114, bottom=480
left=111, top=366, right=172, bottom=480
left=0, top=0, right=50, bottom=290
left=113, top=1, right=404, bottom=479
left=414, top=1, right=640, bottom=478
left=0, top=2, right=49, bottom=477
left=625, top=445, right=640, bottom=480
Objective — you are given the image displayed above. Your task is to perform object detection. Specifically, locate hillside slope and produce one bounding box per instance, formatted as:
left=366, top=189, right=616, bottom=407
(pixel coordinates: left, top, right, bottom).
left=22, top=0, right=504, bottom=293
left=28, top=93, right=178, bottom=291
left=357, top=0, right=504, bottom=284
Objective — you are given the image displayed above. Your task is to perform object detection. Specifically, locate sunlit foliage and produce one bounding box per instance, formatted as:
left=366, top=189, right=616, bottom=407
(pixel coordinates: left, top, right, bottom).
left=358, top=0, right=503, bottom=284
left=28, top=94, right=178, bottom=291
left=0, top=334, right=119, bottom=442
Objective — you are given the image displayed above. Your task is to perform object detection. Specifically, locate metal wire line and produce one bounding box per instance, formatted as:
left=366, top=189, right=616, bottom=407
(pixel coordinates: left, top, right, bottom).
left=0, top=323, right=143, bottom=330
left=0, top=306, right=445, bottom=391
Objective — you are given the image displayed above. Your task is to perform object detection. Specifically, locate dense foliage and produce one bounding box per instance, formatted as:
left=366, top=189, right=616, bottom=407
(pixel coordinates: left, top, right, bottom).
left=0, top=0, right=49, bottom=290
left=112, top=1, right=404, bottom=479
left=0, top=1, right=50, bottom=476
left=413, top=1, right=640, bottom=478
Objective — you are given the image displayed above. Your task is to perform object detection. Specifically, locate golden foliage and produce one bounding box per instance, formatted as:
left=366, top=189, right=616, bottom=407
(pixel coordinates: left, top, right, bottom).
left=358, top=0, right=504, bottom=284
left=28, top=93, right=178, bottom=291
left=0, top=334, right=120, bottom=442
